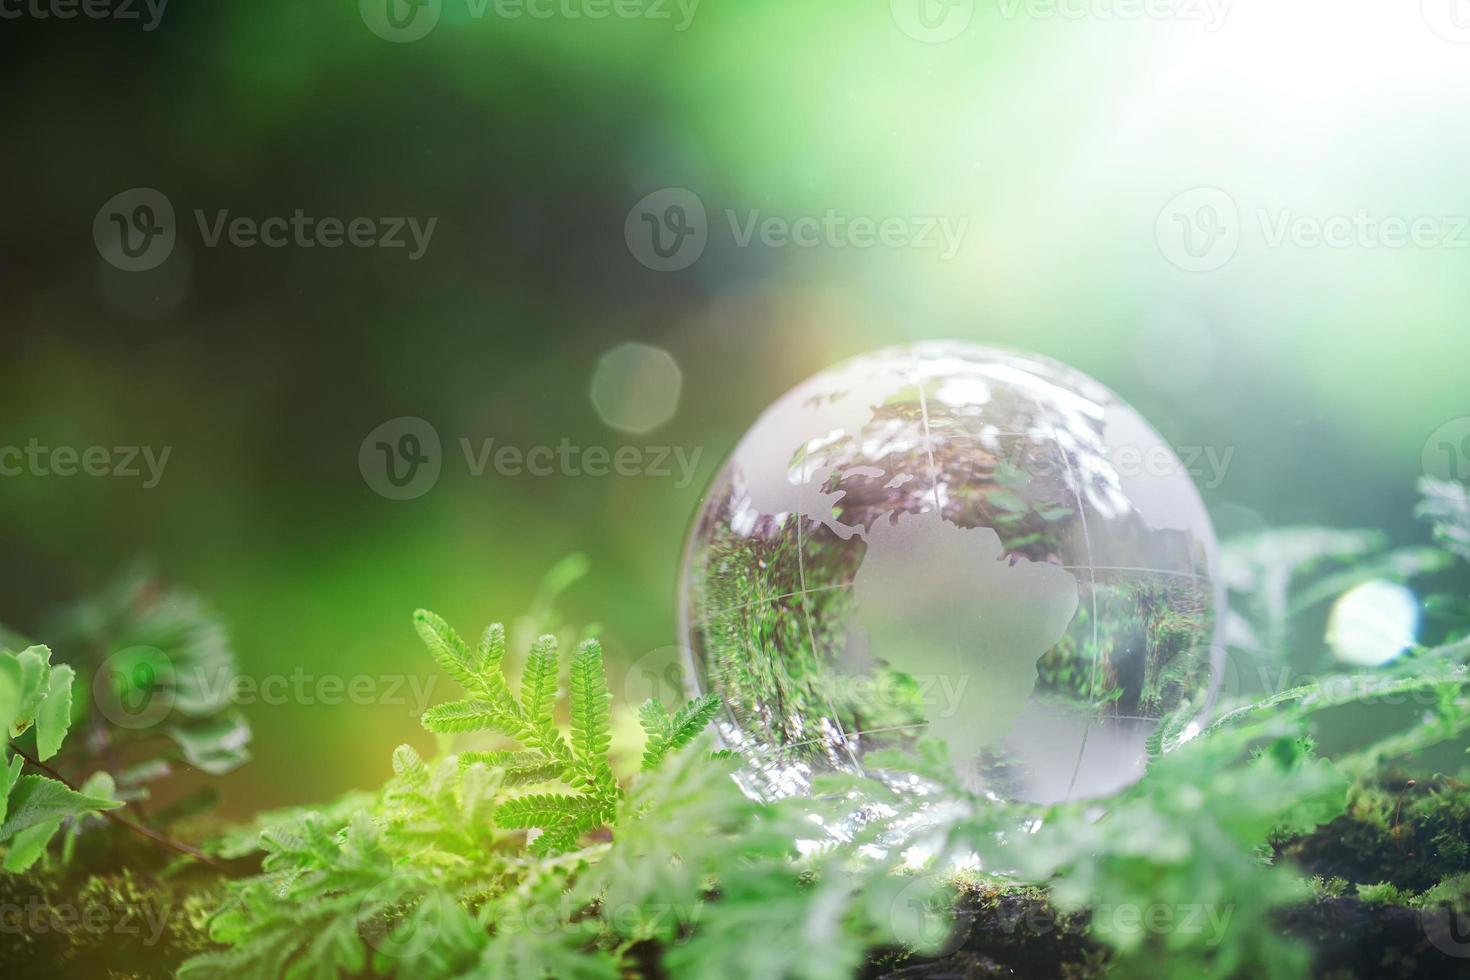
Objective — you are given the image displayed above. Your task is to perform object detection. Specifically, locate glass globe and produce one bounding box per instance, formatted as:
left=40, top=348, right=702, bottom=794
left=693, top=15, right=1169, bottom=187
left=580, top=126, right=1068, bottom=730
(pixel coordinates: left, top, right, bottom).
left=680, top=342, right=1221, bottom=806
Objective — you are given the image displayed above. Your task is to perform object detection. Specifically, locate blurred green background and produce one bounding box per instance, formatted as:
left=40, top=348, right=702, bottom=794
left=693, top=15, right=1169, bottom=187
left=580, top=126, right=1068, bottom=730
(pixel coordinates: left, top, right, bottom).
left=2, top=1, right=1468, bottom=813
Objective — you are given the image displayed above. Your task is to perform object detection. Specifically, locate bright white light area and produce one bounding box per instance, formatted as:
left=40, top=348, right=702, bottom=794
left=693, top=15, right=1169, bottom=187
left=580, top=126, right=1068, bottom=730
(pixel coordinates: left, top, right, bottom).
left=1325, top=579, right=1420, bottom=667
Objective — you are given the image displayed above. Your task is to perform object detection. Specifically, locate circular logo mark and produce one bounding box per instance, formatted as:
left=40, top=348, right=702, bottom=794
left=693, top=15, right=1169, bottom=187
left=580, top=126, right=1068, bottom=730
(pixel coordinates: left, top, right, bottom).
left=622, top=646, right=696, bottom=709
left=359, top=874, right=443, bottom=960
left=360, top=0, right=441, bottom=43
left=624, top=188, right=708, bottom=272
left=94, top=188, right=176, bottom=272
left=360, top=417, right=443, bottom=501
left=891, top=0, right=974, bottom=43
left=887, top=873, right=967, bottom=956
left=1422, top=903, right=1470, bottom=957
left=1423, top=0, right=1470, bottom=43
left=93, top=646, right=176, bottom=730
left=1423, top=417, right=1470, bottom=483
left=1156, top=187, right=1240, bottom=273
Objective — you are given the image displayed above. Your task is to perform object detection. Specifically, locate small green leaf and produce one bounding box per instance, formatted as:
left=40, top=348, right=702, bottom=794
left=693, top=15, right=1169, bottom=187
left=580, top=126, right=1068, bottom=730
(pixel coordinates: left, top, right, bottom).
left=0, top=653, right=20, bottom=737
left=35, top=663, right=75, bottom=762
left=0, top=775, right=122, bottom=841
left=0, top=754, right=23, bottom=826
left=3, top=817, right=61, bottom=872
left=13, top=645, right=53, bottom=732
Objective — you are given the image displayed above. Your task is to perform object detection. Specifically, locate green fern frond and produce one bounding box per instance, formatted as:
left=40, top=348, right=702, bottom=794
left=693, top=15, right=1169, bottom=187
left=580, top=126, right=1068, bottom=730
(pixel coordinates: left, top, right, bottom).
left=520, top=634, right=560, bottom=727
left=413, top=610, right=481, bottom=693
left=421, top=699, right=512, bottom=735
left=478, top=622, right=507, bottom=678
left=496, top=793, right=595, bottom=830
left=391, top=745, right=429, bottom=786
left=569, top=640, right=612, bottom=759
left=638, top=700, right=672, bottom=772
left=666, top=694, right=721, bottom=755
left=459, top=751, right=564, bottom=786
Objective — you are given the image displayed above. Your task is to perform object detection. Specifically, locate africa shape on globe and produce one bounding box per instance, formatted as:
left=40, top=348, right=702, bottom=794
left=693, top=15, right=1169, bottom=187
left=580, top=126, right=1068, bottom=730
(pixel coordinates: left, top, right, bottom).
left=681, top=343, right=1221, bottom=806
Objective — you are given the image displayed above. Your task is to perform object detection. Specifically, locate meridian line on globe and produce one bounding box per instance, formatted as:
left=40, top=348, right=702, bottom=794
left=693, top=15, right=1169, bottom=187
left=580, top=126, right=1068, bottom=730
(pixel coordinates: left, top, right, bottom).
left=1037, top=409, right=1105, bottom=803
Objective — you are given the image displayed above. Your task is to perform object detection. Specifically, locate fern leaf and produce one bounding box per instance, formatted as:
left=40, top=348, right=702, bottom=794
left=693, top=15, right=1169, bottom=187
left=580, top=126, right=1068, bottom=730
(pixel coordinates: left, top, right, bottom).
left=420, top=699, right=509, bottom=735
left=638, top=699, right=672, bottom=772
left=391, top=745, right=429, bottom=786
left=478, top=622, right=507, bottom=676
left=459, top=750, right=564, bottom=786
left=413, top=611, right=481, bottom=693
left=495, top=793, right=590, bottom=830
left=569, top=639, right=612, bottom=767
left=666, top=694, right=721, bottom=754
left=520, top=634, right=560, bottom=727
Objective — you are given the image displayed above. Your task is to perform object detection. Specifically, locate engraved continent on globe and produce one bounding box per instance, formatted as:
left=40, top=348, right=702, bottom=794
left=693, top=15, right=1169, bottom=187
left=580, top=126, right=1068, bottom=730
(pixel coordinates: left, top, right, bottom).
left=680, top=342, right=1220, bottom=805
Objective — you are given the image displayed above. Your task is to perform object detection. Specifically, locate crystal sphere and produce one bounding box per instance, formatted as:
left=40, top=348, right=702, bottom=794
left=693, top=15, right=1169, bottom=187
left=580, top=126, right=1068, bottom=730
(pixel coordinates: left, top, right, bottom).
left=680, top=343, right=1221, bottom=805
